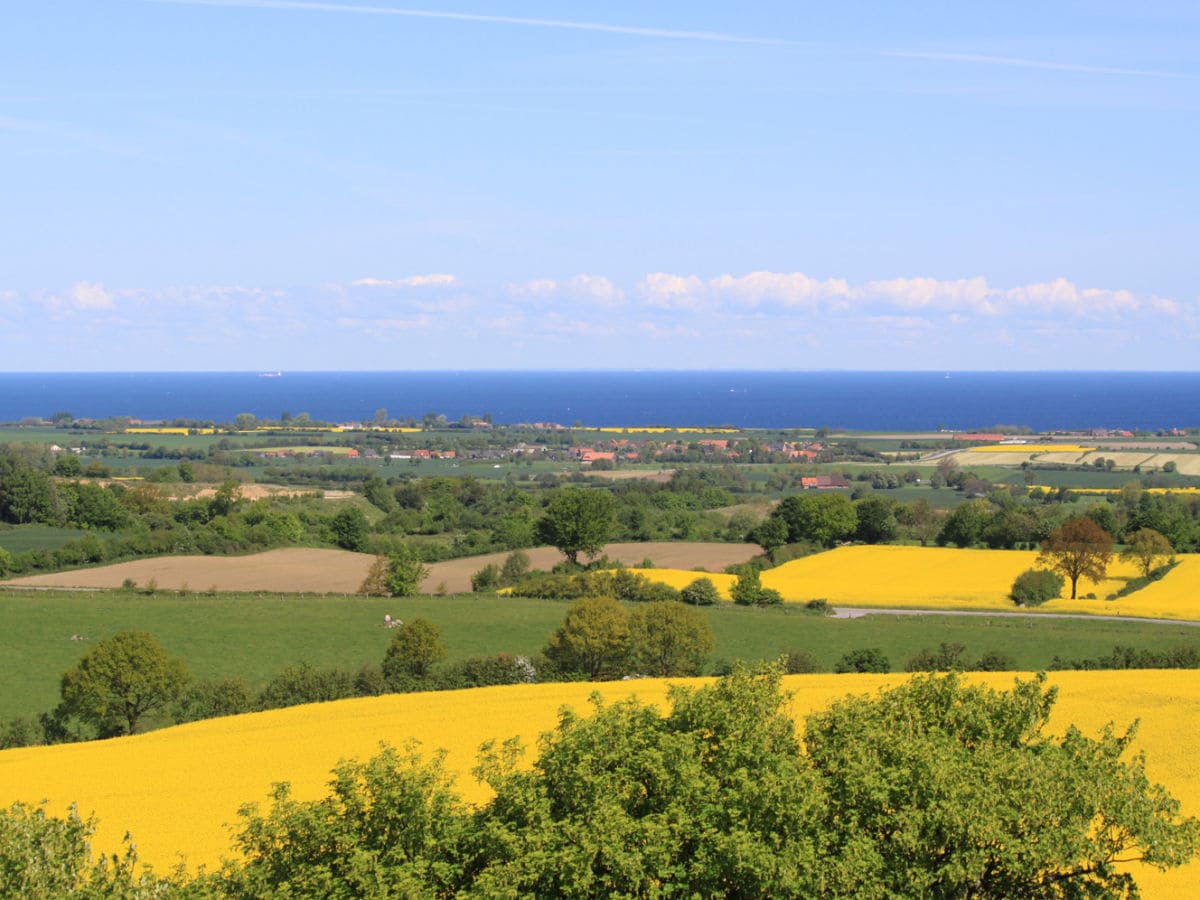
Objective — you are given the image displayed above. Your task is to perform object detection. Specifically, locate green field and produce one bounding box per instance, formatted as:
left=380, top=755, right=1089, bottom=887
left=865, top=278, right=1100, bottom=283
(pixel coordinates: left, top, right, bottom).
left=0, top=525, right=91, bottom=553
left=2, top=588, right=1198, bottom=721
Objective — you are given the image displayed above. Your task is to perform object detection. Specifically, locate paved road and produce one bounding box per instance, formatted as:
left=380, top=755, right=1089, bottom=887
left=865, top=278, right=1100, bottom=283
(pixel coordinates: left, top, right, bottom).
left=832, top=607, right=1200, bottom=627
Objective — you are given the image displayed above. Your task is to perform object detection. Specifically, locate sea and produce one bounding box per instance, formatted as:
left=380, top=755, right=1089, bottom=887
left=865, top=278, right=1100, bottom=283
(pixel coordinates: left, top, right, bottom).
left=0, top=371, right=1197, bottom=432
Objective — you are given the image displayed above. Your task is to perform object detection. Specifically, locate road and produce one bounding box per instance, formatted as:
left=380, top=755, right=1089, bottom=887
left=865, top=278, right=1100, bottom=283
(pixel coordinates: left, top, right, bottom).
left=832, top=607, right=1200, bottom=627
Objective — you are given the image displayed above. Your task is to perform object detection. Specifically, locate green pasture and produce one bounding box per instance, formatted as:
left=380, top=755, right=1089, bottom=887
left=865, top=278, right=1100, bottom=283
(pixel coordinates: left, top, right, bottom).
left=0, top=525, right=90, bottom=553
left=2, top=589, right=1198, bottom=722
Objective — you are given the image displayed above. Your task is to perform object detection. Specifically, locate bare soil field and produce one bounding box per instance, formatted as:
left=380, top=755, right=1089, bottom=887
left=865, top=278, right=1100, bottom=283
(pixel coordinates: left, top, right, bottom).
left=4, top=548, right=375, bottom=593
left=3, top=542, right=760, bottom=596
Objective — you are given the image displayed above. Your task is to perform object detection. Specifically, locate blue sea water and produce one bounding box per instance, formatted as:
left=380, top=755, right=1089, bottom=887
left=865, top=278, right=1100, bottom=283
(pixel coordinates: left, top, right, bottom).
left=0, top=371, right=1196, bottom=432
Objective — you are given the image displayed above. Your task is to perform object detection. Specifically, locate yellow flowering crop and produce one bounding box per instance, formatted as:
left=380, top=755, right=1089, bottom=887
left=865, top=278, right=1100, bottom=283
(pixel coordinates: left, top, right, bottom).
left=632, top=547, right=1200, bottom=621
left=1, top=672, right=1198, bottom=896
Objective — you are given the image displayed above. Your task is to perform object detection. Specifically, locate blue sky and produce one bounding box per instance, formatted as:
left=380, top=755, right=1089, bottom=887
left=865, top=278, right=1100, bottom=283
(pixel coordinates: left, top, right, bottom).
left=2, top=1, right=1197, bottom=370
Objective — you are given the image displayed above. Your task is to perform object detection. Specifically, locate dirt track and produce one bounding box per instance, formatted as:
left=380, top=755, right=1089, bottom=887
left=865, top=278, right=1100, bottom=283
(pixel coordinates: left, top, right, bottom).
left=3, top=542, right=761, bottom=596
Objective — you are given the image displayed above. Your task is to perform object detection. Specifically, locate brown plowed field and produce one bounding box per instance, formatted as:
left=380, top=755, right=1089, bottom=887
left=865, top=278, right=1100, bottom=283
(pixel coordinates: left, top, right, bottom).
left=4, top=548, right=376, bottom=594
left=4, top=542, right=760, bottom=595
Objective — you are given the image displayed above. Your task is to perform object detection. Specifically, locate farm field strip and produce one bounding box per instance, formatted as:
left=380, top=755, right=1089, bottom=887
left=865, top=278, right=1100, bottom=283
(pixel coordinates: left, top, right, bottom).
left=633, top=546, right=1200, bottom=622
left=1, top=671, right=1197, bottom=897
left=1, top=542, right=759, bottom=596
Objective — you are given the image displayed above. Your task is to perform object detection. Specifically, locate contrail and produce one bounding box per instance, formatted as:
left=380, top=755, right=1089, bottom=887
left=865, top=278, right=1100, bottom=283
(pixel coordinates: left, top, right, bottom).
left=132, top=0, right=1184, bottom=78
left=134, top=0, right=796, bottom=46
left=884, top=49, right=1180, bottom=79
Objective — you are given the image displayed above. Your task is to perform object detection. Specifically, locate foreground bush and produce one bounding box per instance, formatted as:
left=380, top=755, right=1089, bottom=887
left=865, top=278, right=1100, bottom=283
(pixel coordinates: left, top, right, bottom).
left=198, top=669, right=1198, bottom=897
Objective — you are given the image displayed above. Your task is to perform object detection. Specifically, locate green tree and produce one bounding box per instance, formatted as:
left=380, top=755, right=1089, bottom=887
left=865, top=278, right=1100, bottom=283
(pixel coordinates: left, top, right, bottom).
left=536, top=487, right=616, bottom=565
left=1122, top=527, right=1174, bottom=577
left=382, top=618, right=446, bottom=685
left=543, top=596, right=631, bottom=680
left=330, top=505, right=369, bottom=552
left=58, top=631, right=190, bottom=736
left=0, top=546, right=12, bottom=577
left=363, top=475, right=396, bottom=512
left=679, top=576, right=721, bottom=606
left=749, top=514, right=789, bottom=557
left=0, top=801, right=167, bottom=896
left=1038, top=516, right=1115, bottom=599
left=234, top=412, right=258, bottom=431
left=804, top=673, right=1199, bottom=897
left=730, top=567, right=782, bottom=606
left=207, top=669, right=1200, bottom=897
left=628, top=601, right=714, bottom=676
left=385, top=552, right=429, bottom=597
left=937, top=498, right=994, bottom=547
left=772, top=493, right=857, bottom=547
left=853, top=494, right=897, bottom=544
left=221, top=744, right=464, bottom=898
left=834, top=647, right=891, bottom=673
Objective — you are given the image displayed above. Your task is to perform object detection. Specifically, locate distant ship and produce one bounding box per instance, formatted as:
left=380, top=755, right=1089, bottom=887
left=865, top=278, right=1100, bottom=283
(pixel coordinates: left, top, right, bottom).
left=259, top=371, right=282, bottom=378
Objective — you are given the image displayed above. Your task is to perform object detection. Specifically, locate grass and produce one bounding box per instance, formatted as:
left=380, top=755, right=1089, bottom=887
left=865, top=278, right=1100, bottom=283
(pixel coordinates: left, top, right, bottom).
left=0, top=525, right=90, bottom=553
left=3, top=588, right=1199, bottom=721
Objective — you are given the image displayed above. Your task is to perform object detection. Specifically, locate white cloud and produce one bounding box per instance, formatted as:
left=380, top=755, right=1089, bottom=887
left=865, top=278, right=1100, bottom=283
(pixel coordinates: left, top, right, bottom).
left=862, top=276, right=995, bottom=313
left=507, top=278, right=558, bottom=297
left=507, top=275, right=624, bottom=305
left=710, top=271, right=852, bottom=307
left=70, top=281, right=115, bottom=310
left=637, top=272, right=707, bottom=309
left=564, top=274, right=624, bottom=305
left=352, top=274, right=458, bottom=288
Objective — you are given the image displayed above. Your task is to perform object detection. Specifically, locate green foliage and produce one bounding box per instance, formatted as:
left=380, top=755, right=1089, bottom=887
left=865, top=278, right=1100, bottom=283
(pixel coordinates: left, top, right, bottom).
left=1121, top=527, right=1174, bottom=578
left=470, top=563, right=502, bottom=592
left=628, top=601, right=714, bottom=676
left=330, top=506, right=370, bottom=552
left=543, top=596, right=631, bottom=680
left=508, top=568, right=678, bottom=603
left=500, top=550, right=531, bottom=583
left=58, top=631, right=190, bottom=736
left=219, top=744, right=465, bottom=897
left=205, top=670, right=1200, bottom=897
left=1052, top=643, right=1200, bottom=671
left=834, top=646, right=891, bottom=673
left=679, top=575, right=721, bottom=606
left=771, top=492, right=857, bottom=547
left=257, top=663, right=358, bottom=710
left=535, top=487, right=616, bottom=564
left=779, top=648, right=822, bottom=673
left=0, top=801, right=170, bottom=896
left=382, top=618, right=447, bottom=686
left=804, top=673, right=1200, bottom=896
left=730, top=567, right=783, bottom=606
left=385, top=552, right=429, bottom=598
left=1010, top=567, right=1066, bottom=606
left=177, top=676, right=257, bottom=722
left=904, top=640, right=969, bottom=672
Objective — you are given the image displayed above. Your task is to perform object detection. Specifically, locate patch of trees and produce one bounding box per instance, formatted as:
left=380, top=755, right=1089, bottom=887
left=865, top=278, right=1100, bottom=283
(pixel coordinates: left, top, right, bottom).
left=16, top=669, right=1192, bottom=896
left=1051, top=644, right=1200, bottom=671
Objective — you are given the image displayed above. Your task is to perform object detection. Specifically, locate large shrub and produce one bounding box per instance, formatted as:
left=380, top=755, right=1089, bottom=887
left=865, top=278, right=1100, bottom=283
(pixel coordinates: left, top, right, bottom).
left=1011, top=568, right=1065, bottom=606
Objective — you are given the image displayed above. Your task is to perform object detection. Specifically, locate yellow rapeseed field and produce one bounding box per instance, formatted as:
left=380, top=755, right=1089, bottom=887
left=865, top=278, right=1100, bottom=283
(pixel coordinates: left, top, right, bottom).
left=632, top=547, right=1200, bottom=621
left=1, top=672, right=1197, bottom=897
